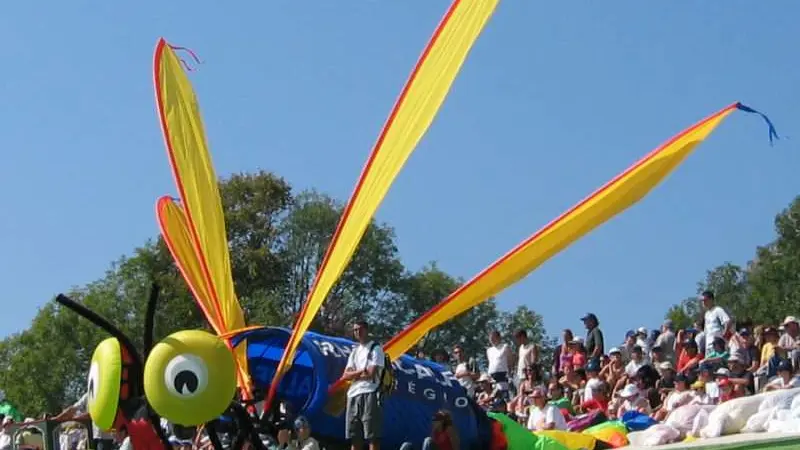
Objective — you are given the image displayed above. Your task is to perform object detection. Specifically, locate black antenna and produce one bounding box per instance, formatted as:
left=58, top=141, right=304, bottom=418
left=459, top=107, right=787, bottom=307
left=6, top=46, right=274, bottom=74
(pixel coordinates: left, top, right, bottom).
left=143, top=283, right=161, bottom=358
left=55, top=294, right=144, bottom=372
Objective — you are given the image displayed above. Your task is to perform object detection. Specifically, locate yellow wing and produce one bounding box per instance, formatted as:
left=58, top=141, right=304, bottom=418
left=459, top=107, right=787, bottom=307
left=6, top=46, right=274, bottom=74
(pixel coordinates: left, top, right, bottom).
left=383, top=103, right=741, bottom=359
left=267, top=0, right=500, bottom=408
left=153, top=39, right=251, bottom=395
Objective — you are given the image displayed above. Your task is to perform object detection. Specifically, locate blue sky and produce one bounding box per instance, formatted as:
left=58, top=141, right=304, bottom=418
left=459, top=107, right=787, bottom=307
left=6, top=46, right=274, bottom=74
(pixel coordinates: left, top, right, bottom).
left=1, top=2, right=798, bottom=347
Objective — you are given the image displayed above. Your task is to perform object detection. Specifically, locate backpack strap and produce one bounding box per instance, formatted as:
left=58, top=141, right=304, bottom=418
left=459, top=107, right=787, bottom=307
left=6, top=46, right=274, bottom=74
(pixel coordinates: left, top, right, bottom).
left=366, top=342, right=386, bottom=392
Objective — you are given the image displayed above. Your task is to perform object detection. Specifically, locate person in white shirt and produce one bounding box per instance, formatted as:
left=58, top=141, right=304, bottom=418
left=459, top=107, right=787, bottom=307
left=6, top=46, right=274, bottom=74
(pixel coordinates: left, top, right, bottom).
left=583, top=360, right=604, bottom=403
left=54, top=391, right=115, bottom=450
left=0, top=417, right=12, bottom=450
left=624, top=346, right=646, bottom=378
left=341, top=320, right=385, bottom=450
left=526, top=388, right=567, bottom=431
left=700, top=291, right=732, bottom=355
left=635, top=328, right=651, bottom=360
left=765, top=360, right=800, bottom=391
left=617, top=384, right=652, bottom=417
left=486, top=330, right=513, bottom=396
left=514, top=329, right=539, bottom=391
left=452, top=345, right=478, bottom=397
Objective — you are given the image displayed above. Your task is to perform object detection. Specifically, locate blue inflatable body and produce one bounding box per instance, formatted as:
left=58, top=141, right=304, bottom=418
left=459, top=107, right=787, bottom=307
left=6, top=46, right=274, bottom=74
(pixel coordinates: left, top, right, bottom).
left=229, top=327, right=485, bottom=449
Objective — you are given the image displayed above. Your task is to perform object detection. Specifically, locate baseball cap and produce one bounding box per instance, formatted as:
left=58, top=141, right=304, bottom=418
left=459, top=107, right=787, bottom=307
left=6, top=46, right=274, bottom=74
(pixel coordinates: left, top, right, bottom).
left=778, top=360, right=793, bottom=373
left=581, top=313, right=598, bottom=322
left=728, top=354, right=743, bottom=364
left=586, top=360, right=601, bottom=372
left=609, top=347, right=622, bottom=355
left=619, top=384, right=639, bottom=398
left=658, top=361, right=674, bottom=371
left=636, top=326, right=647, bottom=335
left=783, top=316, right=798, bottom=326
left=625, top=330, right=636, bottom=338
left=675, top=374, right=688, bottom=383
left=715, top=368, right=730, bottom=377
left=294, top=416, right=310, bottom=430
left=691, top=380, right=706, bottom=389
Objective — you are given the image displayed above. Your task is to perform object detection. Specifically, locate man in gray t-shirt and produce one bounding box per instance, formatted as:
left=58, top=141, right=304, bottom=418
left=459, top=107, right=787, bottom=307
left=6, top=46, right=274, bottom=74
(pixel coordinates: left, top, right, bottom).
left=655, top=320, right=677, bottom=364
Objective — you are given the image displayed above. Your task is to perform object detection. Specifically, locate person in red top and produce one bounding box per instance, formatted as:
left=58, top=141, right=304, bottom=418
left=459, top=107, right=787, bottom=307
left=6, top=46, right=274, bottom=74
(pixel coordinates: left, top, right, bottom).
left=676, top=339, right=703, bottom=375
left=421, top=410, right=459, bottom=450
left=718, top=378, right=742, bottom=403
left=580, top=381, right=610, bottom=415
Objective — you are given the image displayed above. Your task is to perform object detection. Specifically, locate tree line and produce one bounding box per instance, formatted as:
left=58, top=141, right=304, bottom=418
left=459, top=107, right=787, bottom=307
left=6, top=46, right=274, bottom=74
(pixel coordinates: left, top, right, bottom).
left=665, top=195, right=800, bottom=330
left=0, top=171, right=550, bottom=416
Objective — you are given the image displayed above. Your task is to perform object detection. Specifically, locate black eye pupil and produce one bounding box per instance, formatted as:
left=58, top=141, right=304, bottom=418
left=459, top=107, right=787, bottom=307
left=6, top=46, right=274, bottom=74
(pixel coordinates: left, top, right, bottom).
left=174, top=370, right=199, bottom=395
left=89, top=379, right=95, bottom=396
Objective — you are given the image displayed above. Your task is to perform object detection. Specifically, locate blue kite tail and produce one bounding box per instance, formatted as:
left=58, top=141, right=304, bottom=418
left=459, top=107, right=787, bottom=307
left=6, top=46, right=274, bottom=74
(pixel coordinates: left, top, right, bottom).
left=735, top=103, right=780, bottom=146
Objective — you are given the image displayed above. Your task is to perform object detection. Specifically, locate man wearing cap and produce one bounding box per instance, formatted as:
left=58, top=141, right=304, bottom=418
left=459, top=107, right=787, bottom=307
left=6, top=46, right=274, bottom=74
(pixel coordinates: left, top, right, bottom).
left=581, top=313, right=604, bottom=362
left=778, top=316, right=800, bottom=373
left=634, top=327, right=651, bottom=359
left=765, top=360, right=800, bottom=391
left=700, top=291, right=732, bottom=355
left=654, top=320, right=677, bottom=364
left=727, top=354, right=754, bottom=395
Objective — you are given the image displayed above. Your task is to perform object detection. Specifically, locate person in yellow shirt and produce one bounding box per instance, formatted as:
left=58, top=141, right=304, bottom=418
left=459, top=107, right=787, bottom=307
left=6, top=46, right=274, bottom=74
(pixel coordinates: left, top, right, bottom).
left=760, top=327, right=779, bottom=367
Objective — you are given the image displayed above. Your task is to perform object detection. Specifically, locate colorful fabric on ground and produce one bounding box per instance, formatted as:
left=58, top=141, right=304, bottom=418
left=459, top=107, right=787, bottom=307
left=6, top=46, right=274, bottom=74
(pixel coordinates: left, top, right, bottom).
left=583, top=420, right=629, bottom=448
left=536, top=429, right=597, bottom=450
left=488, top=412, right=570, bottom=450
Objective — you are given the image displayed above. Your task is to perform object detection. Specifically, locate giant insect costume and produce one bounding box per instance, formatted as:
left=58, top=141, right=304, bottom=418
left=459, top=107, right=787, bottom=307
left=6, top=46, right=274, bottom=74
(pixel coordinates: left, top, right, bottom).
left=57, top=0, right=781, bottom=446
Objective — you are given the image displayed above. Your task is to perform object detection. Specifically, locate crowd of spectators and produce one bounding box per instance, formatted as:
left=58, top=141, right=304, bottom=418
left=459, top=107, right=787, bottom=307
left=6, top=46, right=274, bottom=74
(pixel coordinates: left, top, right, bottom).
left=443, top=290, right=800, bottom=432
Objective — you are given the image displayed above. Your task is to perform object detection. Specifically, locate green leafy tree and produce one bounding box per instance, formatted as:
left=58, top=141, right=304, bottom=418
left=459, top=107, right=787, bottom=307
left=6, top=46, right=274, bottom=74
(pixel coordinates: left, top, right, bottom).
left=665, top=195, right=800, bottom=329
left=496, top=305, right=556, bottom=371
left=378, top=263, right=500, bottom=365
left=276, top=190, right=405, bottom=336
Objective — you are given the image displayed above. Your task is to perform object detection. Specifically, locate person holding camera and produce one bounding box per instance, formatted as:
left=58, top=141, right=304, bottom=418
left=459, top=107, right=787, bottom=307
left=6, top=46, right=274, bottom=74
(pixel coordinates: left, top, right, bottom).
left=274, top=416, right=319, bottom=450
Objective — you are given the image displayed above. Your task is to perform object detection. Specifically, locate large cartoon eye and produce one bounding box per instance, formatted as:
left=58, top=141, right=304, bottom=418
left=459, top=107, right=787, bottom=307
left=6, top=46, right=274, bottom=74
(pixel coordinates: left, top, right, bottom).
left=144, top=330, right=236, bottom=426
left=164, top=354, right=208, bottom=398
left=87, top=338, right=122, bottom=431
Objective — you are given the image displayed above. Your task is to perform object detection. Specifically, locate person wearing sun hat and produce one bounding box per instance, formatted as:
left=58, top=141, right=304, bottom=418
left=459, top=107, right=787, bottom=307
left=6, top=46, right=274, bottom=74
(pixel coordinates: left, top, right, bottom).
left=778, top=316, right=800, bottom=372
left=617, top=383, right=651, bottom=417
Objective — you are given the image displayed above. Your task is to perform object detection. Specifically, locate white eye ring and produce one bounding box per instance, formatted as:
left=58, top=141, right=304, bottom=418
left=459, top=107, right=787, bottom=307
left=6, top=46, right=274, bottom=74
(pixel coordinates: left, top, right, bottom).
left=88, top=362, right=100, bottom=403
left=164, top=354, right=209, bottom=398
